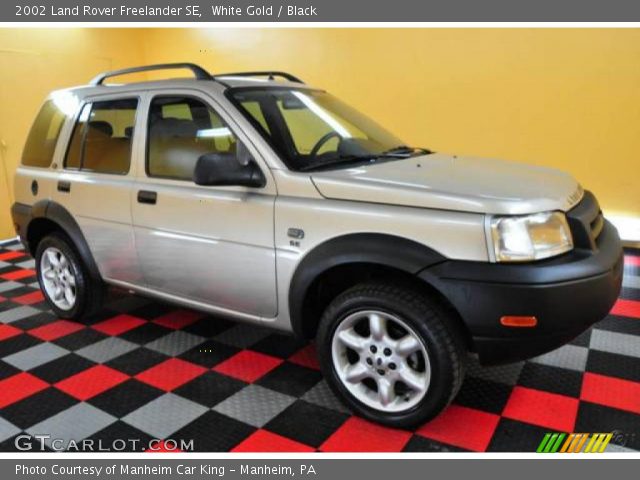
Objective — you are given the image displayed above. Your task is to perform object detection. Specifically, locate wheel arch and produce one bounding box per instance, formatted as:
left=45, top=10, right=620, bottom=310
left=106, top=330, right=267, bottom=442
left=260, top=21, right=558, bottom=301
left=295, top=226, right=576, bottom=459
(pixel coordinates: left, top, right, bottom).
left=288, top=233, right=470, bottom=344
left=24, top=200, right=102, bottom=282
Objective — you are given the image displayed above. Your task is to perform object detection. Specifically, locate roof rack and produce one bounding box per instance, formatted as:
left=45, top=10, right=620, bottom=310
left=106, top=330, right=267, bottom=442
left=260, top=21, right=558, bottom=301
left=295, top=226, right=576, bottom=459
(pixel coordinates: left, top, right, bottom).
left=89, top=63, right=213, bottom=86
left=214, top=71, right=304, bottom=84
left=89, top=63, right=304, bottom=87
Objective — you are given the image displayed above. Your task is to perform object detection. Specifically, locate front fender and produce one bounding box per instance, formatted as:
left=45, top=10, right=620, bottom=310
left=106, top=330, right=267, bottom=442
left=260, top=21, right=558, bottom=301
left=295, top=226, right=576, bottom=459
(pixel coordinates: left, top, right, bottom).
left=288, top=233, right=446, bottom=337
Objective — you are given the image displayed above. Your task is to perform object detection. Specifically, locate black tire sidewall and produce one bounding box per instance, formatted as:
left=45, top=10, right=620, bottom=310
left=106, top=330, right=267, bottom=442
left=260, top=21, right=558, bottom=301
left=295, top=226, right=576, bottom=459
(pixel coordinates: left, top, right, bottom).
left=35, top=233, right=88, bottom=319
left=317, top=285, right=461, bottom=428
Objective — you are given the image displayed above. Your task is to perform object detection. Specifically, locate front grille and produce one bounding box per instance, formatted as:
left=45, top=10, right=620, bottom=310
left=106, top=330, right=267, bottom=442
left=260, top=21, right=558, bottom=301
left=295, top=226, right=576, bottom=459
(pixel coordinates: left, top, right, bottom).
left=566, top=191, right=603, bottom=250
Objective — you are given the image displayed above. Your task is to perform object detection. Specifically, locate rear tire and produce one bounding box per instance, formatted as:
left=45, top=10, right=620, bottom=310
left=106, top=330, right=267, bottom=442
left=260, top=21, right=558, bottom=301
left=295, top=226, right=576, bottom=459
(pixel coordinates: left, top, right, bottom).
left=35, top=232, right=105, bottom=321
left=317, top=281, right=466, bottom=428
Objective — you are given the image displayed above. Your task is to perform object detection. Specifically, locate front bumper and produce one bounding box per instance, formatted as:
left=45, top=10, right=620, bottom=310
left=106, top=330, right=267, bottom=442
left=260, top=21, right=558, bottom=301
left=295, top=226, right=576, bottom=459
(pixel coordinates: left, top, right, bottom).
left=419, top=219, right=623, bottom=365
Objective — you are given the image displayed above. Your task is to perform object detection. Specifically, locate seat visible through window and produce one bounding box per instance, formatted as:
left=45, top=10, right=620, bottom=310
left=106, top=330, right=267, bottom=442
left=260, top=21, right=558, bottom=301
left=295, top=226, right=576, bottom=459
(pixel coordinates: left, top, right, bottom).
left=64, top=98, right=138, bottom=175
left=147, top=96, right=237, bottom=181
left=83, top=120, right=132, bottom=174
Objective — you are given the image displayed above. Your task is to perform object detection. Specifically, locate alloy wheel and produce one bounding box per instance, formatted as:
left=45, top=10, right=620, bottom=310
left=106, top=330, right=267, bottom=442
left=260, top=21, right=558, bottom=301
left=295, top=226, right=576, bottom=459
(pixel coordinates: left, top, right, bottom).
left=331, top=309, right=431, bottom=413
left=40, top=246, right=77, bottom=311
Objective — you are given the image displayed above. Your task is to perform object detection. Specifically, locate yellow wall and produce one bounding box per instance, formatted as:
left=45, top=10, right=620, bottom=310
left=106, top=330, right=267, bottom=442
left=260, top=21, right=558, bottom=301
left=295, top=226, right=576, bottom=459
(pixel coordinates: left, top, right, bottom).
left=2, top=28, right=639, bottom=240
left=0, top=28, right=145, bottom=238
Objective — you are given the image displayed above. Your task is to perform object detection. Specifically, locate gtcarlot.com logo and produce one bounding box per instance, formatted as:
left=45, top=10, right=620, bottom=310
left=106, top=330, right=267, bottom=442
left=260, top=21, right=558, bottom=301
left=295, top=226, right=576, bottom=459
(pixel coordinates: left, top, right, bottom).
left=15, top=434, right=194, bottom=452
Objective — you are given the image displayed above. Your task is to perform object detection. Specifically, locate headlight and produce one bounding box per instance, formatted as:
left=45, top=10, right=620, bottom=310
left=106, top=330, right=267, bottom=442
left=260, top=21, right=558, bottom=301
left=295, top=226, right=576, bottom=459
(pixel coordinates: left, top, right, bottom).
left=490, top=211, right=573, bottom=262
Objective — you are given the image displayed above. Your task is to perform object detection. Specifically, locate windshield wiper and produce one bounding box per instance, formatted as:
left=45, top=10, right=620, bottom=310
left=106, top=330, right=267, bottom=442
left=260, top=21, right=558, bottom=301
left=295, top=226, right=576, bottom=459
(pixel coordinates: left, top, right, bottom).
left=381, top=145, right=434, bottom=156
left=299, top=147, right=434, bottom=172
left=299, top=155, right=379, bottom=172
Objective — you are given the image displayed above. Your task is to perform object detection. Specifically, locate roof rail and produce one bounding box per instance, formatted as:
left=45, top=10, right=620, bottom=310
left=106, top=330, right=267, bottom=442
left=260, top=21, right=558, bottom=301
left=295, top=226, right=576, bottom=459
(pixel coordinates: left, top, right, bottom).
left=214, top=71, right=304, bottom=84
left=90, top=63, right=213, bottom=86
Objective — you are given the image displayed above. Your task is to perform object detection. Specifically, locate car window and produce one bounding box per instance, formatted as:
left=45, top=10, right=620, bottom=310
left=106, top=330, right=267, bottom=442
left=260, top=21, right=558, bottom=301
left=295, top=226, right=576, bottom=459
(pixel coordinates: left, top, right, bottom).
left=64, top=98, right=138, bottom=175
left=65, top=104, right=90, bottom=170
left=279, top=103, right=336, bottom=154
left=22, top=100, right=68, bottom=168
left=232, top=89, right=405, bottom=171
left=239, top=100, right=271, bottom=134
left=147, top=96, right=237, bottom=181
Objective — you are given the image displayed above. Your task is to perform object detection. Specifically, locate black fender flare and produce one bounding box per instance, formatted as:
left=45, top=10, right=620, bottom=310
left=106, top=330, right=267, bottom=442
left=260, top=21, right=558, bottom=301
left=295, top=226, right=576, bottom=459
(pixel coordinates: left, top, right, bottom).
left=21, top=200, right=102, bottom=281
left=288, top=233, right=446, bottom=338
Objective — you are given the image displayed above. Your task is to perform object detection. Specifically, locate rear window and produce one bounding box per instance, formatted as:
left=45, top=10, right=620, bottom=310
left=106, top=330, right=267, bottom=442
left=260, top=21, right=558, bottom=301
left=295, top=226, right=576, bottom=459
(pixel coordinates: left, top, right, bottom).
left=22, top=100, right=67, bottom=167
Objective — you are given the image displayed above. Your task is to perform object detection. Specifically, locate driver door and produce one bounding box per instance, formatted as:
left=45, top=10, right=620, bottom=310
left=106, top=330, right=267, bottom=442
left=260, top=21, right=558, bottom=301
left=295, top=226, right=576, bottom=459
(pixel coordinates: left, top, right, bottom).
left=131, top=91, right=277, bottom=317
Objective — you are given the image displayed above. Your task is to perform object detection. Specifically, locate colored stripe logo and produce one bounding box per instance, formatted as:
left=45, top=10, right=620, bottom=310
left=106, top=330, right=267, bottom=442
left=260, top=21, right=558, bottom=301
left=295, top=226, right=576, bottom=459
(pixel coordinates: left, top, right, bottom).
left=537, top=433, right=613, bottom=453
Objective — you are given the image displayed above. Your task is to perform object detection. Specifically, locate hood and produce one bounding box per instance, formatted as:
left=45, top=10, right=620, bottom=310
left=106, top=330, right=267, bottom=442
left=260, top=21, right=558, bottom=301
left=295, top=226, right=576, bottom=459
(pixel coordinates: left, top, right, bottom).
left=310, top=153, right=583, bottom=215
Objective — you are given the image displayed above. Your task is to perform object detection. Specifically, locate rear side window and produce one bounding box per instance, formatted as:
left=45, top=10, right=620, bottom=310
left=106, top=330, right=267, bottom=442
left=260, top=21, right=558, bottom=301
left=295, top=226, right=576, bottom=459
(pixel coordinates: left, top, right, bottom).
left=22, top=100, right=67, bottom=167
left=65, top=98, right=138, bottom=175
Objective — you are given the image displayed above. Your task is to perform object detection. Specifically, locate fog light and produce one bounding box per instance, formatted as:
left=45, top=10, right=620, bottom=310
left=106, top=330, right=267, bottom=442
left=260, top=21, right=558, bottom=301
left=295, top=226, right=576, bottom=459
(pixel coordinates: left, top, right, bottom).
left=500, top=316, right=538, bottom=327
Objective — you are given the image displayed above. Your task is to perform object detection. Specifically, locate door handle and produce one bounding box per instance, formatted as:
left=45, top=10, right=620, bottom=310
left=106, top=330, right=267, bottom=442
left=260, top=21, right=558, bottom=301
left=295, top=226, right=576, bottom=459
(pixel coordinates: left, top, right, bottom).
left=57, top=181, right=71, bottom=193
left=137, top=190, right=157, bottom=205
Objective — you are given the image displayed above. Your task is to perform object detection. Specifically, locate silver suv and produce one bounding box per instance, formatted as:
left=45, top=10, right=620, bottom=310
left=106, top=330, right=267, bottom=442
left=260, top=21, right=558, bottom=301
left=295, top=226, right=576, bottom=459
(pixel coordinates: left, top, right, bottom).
left=11, top=63, right=623, bottom=427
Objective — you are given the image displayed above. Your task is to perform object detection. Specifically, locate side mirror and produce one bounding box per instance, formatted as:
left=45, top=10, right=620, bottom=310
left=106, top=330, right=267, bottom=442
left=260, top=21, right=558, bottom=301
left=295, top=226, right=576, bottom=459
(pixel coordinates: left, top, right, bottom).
left=193, top=149, right=265, bottom=188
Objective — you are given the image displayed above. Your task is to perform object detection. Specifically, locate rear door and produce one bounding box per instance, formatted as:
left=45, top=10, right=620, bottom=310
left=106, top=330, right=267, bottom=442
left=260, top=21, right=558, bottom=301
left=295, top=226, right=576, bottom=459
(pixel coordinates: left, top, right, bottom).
left=131, top=90, right=277, bottom=318
left=51, top=95, right=142, bottom=283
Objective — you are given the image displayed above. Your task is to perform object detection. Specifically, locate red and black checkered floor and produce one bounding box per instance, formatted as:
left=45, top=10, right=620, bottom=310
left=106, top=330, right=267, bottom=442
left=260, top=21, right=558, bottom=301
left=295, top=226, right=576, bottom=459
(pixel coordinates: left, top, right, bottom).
left=1, top=240, right=639, bottom=452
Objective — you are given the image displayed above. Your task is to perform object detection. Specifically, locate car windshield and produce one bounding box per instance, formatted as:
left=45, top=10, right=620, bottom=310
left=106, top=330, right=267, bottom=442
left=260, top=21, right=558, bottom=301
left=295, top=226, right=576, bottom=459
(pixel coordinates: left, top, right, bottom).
left=230, top=88, right=424, bottom=172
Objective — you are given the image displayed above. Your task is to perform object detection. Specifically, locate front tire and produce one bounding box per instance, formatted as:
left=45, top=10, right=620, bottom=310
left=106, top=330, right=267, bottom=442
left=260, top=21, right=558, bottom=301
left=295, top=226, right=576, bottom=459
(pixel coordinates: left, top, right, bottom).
left=35, top=232, right=105, bottom=321
left=317, top=281, right=466, bottom=428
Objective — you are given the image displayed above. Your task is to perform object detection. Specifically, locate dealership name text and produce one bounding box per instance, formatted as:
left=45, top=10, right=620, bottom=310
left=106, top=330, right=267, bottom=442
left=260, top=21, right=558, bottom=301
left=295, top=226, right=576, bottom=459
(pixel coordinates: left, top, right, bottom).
left=16, top=4, right=317, bottom=18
